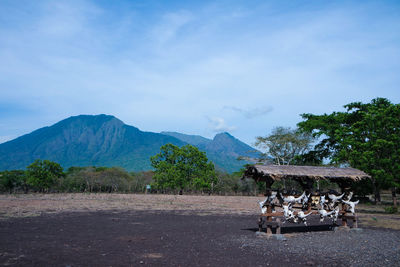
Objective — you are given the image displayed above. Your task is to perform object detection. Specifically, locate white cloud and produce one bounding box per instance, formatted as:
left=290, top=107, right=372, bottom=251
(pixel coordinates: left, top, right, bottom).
left=224, top=106, right=273, bottom=119
left=207, top=117, right=236, bottom=133
left=150, top=10, right=194, bottom=46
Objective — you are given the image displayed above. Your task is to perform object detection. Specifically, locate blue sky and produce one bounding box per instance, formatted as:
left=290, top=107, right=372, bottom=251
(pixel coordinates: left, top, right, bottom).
left=1, top=0, right=399, bottom=146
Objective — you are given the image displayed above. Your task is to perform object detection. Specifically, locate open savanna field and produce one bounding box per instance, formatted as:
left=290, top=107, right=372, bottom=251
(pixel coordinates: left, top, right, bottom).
left=1, top=193, right=400, bottom=266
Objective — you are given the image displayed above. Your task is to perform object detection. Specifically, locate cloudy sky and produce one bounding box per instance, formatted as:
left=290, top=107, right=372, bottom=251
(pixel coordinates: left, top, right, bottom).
left=1, top=0, right=399, bottom=146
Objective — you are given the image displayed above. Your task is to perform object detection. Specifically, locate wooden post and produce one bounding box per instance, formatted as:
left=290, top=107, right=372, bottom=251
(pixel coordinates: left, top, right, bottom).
left=276, top=218, right=281, bottom=235
left=307, top=196, right=312, bottom=213
left=258, top=217, right=263, bottom=232
left=341, top=202, right=348, bottom=227
left=353, top=215, right=358, bottom=228
left=264, top=177, right=273, bottom=196
left=339, top=185, right=351, bottom=227
left=298, top=178, right=313, bottom=213
left=266, top=205, right=273, bottom=234
left=263, top=177, right=274, bottom=234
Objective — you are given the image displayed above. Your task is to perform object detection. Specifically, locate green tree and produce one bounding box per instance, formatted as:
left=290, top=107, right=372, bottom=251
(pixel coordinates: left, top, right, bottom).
left=26, top=159, right=64, bottom=192
left=255, top=127, right=314, bottom=165
left=150, top=144, right=217, bottom=193
left=0, top=170, right=26, bottom=193
left=298, top=98, right=400, bottom=205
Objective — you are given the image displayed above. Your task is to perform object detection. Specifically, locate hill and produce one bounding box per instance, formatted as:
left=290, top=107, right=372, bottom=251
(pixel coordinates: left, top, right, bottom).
left=0, top=115, right=258, bottom=172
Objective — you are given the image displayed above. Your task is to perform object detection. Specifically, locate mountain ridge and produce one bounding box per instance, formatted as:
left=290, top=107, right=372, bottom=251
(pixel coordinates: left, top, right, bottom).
left=0, top=115, right=259, bottom=172
left=161, top=131, right=260, bottom=172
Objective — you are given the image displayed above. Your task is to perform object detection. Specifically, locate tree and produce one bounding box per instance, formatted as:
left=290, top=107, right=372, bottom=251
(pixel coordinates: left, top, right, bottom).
left=26, top=159, right=64, bottom=192
left=150, top=144, right=217, bottom=193
left=100, top=167, right=130, bottom=192
left=61, top=166, right=87, bottom=192
left=255, top=127, right=314, bottom=165
left=214, top=170, right=239, bottom=194
left=61, top=166, right=135, bottom=193
left=129, top=171, right=154, bottom=192
left=298, top=98, right=400, bottom=205
left=0, top=170, right=26, bottom=193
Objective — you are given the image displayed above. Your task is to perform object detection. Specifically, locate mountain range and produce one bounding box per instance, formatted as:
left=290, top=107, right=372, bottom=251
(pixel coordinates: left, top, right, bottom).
left=0, top=115, right=259, bottom=173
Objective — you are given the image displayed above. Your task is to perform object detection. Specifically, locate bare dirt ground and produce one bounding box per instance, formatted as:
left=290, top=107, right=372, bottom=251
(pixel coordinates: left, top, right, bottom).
left=0, top=193, right=260, bottom=218
left=1, top=194, right=400, bottom=266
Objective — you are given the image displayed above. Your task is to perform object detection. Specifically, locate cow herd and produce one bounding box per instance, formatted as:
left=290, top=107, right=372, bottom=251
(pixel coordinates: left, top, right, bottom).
left=259, top=190, right=360, bottom=225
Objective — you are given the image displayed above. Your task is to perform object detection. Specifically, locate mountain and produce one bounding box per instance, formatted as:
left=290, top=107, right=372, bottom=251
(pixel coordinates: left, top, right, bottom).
left=161, top=132, right=210, bottom=147
left=0, top=115, right=185, bottom=171
left=0, top=115, right=259, bottom=172
left=162, top=131, right=260, bottom=172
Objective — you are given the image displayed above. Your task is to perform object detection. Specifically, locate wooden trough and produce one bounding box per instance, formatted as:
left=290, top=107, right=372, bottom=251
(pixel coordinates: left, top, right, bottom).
left=243, top=165, right=371, bottom=234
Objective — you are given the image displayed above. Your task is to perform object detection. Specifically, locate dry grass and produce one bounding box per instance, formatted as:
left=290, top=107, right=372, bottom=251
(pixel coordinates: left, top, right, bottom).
left=358, top=214, right=400, bottom=230
left=357, top=203, right=400, bottom=230
left=1, top=193, right=399, bottom=230
left=0, top=193, right=261, bottom=218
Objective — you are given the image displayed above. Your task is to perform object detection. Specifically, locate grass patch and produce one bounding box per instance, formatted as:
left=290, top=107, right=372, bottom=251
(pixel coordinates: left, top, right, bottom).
left=358, top=213, right=400, bottom=230
left=384, top=206, right=398, bottom=214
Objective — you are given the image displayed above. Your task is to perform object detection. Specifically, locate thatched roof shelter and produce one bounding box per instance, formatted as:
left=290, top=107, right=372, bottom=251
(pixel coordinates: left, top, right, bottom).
left=244, top=165, right=371, bottom=192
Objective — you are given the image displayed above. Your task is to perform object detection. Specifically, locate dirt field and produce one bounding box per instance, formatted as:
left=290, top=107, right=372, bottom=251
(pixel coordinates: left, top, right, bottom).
left=0, top=193, right=260, bottom=218
left=1, top=194, right=400, bottom=266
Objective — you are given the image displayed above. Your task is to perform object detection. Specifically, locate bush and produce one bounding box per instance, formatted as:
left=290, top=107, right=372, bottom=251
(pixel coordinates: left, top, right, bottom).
left=384, top=206, right=398, bottom=214
left=0, top=170, right=27, bottom=193
left=129, top=171, right=154, bottom=193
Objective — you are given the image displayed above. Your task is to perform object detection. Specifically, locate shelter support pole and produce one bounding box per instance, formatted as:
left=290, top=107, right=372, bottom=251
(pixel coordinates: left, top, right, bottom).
left=306, top=178, right=314, bottom=213
left=337, top=180, right=352, bottom=194
left=266, top=205, right=273, bottom=234
left=298, top=178, right=314, bottom=212
left=264, top=177, right=274, bottom=196
left=353, top=215, right=358, bottom=228
left=276, top=218, right=281, bottom=235
left=258, top=217, right=263, bottom=232
left=264, top=177, right=274, bottom=234
left=341, top=203, right=348, bottom=227
left=335, top=180, right=352, bottom=227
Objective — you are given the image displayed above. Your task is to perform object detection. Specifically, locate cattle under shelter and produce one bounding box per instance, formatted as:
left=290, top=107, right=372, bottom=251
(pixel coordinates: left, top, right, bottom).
left=243, top=164, right=371, bottom=234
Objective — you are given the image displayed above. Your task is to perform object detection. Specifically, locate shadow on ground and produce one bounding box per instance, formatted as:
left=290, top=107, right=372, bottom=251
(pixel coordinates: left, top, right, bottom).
left=243, top=223, right=336, bottom=234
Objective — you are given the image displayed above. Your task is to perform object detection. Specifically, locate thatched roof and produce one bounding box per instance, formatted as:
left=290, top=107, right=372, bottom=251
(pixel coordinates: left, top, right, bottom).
left=244, top=165, right=370, bottom=182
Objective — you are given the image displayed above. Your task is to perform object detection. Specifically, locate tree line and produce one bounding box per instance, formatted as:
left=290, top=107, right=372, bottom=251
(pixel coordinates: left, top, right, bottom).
left=0, top=158, right=260, bottom=195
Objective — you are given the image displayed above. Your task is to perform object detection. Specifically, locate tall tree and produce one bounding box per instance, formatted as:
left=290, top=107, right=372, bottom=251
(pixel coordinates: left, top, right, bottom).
left=255, top=127, right=314, bottom=165
left=26, top=159, right=64, bottom=192
left=298, top=98, right=400, bottom=204
left=150, top=144, right=216, bottom=193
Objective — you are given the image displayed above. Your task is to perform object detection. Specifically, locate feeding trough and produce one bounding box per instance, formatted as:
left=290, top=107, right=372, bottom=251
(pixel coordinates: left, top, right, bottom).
left=243, top=165, right=371, bottom=234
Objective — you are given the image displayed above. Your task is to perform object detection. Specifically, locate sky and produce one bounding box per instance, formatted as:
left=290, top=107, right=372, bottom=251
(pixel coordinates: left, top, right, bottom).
left=1, top=0, right=400, bottom=146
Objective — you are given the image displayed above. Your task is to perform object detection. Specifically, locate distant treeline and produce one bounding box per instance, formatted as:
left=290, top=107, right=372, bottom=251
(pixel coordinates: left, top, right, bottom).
left=0, top=159, right=377, bottom=198
left=0, top=159, right=261, bottom=195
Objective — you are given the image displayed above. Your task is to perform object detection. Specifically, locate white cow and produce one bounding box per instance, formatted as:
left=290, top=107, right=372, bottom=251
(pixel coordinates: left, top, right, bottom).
left=342, top=200, right=359, bottom=214
left=280, top=191, right=306, bottom=205
left=258, top=192, right=277, bottom=214
left=282, top=203, right=295, bottom=222
left=318, top=207, right=335, bottom=222
left=328, top=193, right=345, bottom=209
left=295, top=210, right=313, bottom=226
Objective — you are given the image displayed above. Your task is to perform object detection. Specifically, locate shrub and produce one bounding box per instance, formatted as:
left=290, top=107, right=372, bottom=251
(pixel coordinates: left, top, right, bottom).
left=384, top=206, right=398, bottom=214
